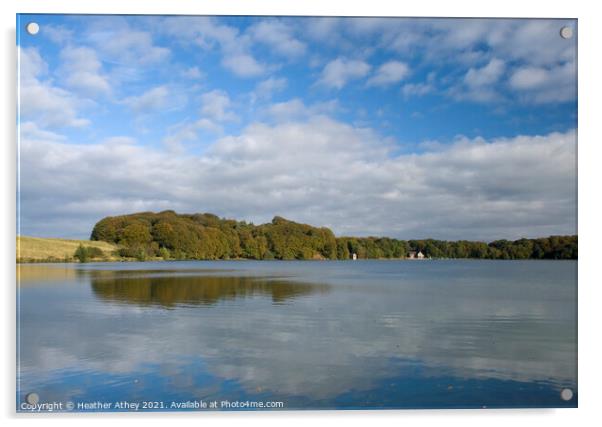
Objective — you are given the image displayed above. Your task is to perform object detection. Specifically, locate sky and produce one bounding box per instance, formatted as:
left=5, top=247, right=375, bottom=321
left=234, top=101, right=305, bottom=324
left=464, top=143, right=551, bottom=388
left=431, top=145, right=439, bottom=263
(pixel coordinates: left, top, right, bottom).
left=17, top=15, right=577, bottom=241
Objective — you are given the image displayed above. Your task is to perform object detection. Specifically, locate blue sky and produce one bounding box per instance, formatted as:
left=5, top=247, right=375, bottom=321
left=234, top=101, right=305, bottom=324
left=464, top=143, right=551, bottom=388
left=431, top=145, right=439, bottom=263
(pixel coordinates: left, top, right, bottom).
left=17, top=15, right=577, bottom=240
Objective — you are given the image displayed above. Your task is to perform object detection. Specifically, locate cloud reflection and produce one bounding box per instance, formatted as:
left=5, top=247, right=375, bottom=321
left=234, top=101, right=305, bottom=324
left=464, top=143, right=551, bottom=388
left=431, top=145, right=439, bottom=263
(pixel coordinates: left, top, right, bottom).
left=17, top=261, right=577, bottom=407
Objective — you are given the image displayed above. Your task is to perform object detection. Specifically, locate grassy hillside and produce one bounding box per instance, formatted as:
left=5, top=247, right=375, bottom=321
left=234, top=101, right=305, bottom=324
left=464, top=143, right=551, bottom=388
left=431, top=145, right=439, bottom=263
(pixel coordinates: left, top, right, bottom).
left=17, top=236, right=119, bottom=263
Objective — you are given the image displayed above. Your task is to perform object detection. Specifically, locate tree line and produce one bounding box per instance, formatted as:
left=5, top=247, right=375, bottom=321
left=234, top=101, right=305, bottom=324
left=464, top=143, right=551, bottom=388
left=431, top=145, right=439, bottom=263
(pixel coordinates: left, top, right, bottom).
left=90, top=211, right=577, bottom=261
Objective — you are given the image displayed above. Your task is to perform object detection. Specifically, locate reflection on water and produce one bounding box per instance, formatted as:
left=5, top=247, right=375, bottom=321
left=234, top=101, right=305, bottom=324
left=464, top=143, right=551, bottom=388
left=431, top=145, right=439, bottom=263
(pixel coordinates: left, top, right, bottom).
left=17, top=264, right=78, bottom=286
left=17, top=261, right=577, bottom=410
left=89, top=272, right=330, bottom=307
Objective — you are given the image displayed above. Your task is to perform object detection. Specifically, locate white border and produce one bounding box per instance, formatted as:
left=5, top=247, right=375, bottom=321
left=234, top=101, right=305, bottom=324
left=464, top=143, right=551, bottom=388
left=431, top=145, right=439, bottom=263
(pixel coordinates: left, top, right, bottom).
left=2, top=1, right=601, bottom=426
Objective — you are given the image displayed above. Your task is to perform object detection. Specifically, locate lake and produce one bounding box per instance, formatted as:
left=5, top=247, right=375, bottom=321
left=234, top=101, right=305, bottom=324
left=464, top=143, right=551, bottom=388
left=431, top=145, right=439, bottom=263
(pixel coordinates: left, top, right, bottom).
left=17, top=260, right=577, bottom=411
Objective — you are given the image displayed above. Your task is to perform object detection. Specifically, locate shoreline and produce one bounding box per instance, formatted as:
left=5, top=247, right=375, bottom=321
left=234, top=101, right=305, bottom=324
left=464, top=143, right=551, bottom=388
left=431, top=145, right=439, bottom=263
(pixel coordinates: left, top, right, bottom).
left=16, top=257, right=578, bottom=264
left=16, top=232, right=578, bottom=264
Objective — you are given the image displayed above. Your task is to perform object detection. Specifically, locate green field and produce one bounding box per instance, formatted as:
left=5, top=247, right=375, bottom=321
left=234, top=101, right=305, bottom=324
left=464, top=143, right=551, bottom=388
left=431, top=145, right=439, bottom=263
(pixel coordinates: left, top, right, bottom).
left=17, top=236, right=119, bottom=263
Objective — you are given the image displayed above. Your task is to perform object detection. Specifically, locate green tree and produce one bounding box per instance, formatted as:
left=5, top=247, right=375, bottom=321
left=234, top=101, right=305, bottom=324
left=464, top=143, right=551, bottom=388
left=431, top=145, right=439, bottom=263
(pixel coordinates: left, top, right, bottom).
left=90, top=211, right=577, bottom=261
left=74, top=244, right=89, bottom=263
left=159, top=247, right=171, bottom=260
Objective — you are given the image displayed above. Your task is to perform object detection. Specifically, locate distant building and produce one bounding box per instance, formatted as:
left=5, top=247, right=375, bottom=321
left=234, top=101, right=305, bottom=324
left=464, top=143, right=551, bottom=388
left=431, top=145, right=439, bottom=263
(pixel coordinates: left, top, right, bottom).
left=408, top=250, right=425, bottom=259
left=352, top=253, right=357, bottom=260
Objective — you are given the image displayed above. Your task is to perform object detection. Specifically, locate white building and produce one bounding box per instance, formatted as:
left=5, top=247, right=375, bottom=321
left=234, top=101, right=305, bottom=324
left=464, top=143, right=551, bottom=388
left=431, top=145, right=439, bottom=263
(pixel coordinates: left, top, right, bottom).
left=408, top=250, right=426, bottom=259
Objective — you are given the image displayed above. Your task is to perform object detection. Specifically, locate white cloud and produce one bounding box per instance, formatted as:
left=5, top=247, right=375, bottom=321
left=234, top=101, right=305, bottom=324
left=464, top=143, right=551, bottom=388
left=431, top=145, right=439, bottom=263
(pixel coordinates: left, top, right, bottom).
left=162, top=118, right=223, bottom=153
left=449, top=58, right=506, bottom=102
left=200, top=90, right=238, bottom=122
left=299, top=18, right=575, bottom=105
left=485, top=20, right=576, bottom=67
left=263, top=99, right=339, bottom=123
left=464, top=58, right=505, bottom=88
left=509, top=62, right=576, bottom=103
left=123, top=86, right=170, bottom=114
left=16, top=17, right=578, bottom=240
left=303, top=18, right=342, bottom=43
left=59, top=46, right=111, bottom=96
left=393, top=20, right=575, bottom=105
left=402, top=83, right=432, bottom=98
left=254, top=77, right=288, bottom=100
left=162, top=16, right=267, bottom=78
left=20, top=121, right=66, bottom=142
left=402, top=75, right=435, bottom=98
left=19, top=113, right=576, bottom=241
left=19, top=47, right=47, bottom=82
left=383, top=19, right=575, bottom=68
left=182, top=67, right=203, bottom=79
left=41, top=24, right=73, bottom=44
left=318, top=58, right=371, bottom=89
left=264, top=99, right=307, bottom=121
left=19, top=47, right=89, bottom=128
left=510, top=67, right=549, bottom=90
left=103, top=136, right=137, bottom=146
left=162, top=122, right=199, bottom=152
left=120, top=85, right=188, bottom=115
left=19, top=82, right=89, bottom=128
left=221, top=54, right=266, bottom=78
left=87, top=21, right=170, bottom=66
left=367, top=61, right=410, bottom=87
left=162, top=16, right=237, bottom=49
left=161, top=89, right=238, bottom=152
left=248, top=20, right=306, bottom=58
left=133, top=17, right=575, bottom=105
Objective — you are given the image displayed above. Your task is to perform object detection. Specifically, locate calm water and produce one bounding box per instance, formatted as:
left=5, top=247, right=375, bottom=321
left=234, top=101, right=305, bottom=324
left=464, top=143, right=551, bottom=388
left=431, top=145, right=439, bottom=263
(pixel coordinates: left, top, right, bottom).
left=17, top=260, right=577, bottom=411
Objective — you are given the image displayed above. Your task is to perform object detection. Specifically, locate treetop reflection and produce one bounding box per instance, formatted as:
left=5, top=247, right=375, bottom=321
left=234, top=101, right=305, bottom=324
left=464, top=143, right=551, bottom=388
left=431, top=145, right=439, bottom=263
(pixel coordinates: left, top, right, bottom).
left=89, top=271, right=330, bottom=307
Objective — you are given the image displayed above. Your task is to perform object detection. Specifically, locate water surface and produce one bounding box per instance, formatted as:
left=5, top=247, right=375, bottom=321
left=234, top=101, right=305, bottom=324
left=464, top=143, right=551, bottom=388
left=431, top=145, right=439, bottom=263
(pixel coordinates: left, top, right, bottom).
left=17, top=260, right=577, bottom=410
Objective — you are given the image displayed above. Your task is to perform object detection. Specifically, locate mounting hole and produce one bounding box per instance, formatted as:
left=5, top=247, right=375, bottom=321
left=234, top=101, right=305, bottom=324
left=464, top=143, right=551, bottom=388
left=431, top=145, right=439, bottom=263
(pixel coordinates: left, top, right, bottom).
left=560, top=26, right=573, bottom=39
left=25, top=22, right=39, bottom=35
left=560, top=388, right=574, bottom=401
left=25, top=392, right=39, bottom=405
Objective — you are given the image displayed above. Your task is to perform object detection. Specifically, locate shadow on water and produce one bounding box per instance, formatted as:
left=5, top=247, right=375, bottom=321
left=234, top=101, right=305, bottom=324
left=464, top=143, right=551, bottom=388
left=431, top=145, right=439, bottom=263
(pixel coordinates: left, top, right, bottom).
left=88, top=270, right=331, bottom=307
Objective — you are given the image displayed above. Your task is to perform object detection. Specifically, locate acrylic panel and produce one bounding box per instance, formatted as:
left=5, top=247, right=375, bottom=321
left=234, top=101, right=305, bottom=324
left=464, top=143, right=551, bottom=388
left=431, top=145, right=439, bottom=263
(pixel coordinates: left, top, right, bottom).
left=16, top=15, right=578, bottom=412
